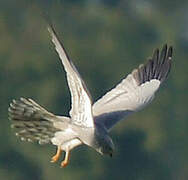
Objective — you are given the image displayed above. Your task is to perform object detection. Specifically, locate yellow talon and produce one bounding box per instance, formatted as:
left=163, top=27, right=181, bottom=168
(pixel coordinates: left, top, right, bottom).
left=60, top=151, right=70, bottom=168
left=51, top=147, right=62, bottom=163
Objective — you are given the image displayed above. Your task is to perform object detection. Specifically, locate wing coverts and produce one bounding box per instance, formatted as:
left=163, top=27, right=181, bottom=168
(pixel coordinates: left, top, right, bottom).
left=93, top=45, right=173, bottom=130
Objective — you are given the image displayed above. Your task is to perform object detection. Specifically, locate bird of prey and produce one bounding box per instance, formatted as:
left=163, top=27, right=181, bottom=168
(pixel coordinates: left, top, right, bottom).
left=8, top=25, right=173, bottom=167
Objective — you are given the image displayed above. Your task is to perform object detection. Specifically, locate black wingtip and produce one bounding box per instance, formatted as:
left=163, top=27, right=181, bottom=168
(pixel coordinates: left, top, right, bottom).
left=133, top=44, right=173, bottom=85
left=47, top=20, right=56, bottom=36
left=152, top=48, right=159, bottom=60
left=161, top=44, right=168, bottom=57
left=163, top=44, right=168, bottom=50
left=167, top=46, right=173, bottom=58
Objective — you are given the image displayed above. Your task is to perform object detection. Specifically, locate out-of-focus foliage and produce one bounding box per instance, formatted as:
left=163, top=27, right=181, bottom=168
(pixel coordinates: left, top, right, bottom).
left=0, top=0, right=187, bottom=180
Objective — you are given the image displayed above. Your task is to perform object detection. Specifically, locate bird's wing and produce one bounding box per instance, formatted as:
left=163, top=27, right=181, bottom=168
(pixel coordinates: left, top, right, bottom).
left=48, top=25, right=94, bottom=128
left=93, top=45, right=173, bottom=131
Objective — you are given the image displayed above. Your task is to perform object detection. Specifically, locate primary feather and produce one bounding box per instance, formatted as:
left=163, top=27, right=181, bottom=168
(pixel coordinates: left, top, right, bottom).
left=8, top=24, right=173, bottom=166
left=93, top=45, right=172, bottom=130
left=48, top=26, right=94, bottom=128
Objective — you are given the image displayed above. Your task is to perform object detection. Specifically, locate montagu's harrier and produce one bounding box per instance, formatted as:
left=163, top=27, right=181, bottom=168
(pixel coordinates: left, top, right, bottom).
left=8, top=25, right=173, bottom=167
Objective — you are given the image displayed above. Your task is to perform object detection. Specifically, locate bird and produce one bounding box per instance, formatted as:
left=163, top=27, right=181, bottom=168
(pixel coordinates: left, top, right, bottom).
left=8, top=24, right=173, bottom=168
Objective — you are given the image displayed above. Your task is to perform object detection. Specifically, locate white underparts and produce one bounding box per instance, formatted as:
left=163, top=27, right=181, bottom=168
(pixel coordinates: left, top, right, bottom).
left=51, top=128, right=82, bottom=151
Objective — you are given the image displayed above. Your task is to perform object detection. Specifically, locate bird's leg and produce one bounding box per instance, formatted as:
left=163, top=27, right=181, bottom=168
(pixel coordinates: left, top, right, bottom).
left=51, top=146, right=62, bottom=163
left=61, top=150, right=70, bottom=168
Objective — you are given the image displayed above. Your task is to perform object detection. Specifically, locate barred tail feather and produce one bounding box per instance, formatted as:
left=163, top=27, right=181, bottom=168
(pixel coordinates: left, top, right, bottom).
left=9, top=98, right=64, bottom=144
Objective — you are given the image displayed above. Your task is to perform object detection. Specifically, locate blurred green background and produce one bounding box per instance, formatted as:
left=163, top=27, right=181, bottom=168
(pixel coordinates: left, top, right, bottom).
left=0, top=0, right=187, bottom=180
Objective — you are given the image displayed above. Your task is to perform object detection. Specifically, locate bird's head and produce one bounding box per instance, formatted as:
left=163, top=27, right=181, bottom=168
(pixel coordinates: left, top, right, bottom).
left=93, top=126, right=115, bottom=157
left=97, top=135, right=114, bottom=157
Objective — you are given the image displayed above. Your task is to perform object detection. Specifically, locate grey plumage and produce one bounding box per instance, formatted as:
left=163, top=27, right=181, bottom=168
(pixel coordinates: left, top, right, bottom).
left=93, top=45, right=173, bottom=130
left=9, top=24, right=173, bottom=167
left=9, top=98, right=70, bottom=145
left=9, top=98, right=60, bottom=144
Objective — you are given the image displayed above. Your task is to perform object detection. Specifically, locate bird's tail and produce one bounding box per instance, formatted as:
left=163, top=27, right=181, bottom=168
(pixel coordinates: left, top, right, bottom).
left=8, top=98, right=69, bottom=144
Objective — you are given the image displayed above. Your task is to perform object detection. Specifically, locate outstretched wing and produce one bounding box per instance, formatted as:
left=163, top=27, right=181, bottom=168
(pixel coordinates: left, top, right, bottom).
left=93, top=45, right=173, bottom=130
left=48, top=25, right=94, bottom=128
